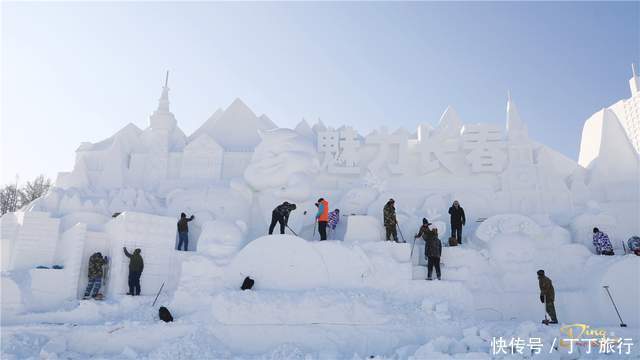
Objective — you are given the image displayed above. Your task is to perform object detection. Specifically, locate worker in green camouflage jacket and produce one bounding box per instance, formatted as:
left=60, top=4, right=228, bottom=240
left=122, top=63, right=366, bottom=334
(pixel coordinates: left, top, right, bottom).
left=84, top=252, right=108, bottom=299
left=383, top=199, right=399, bottom=242
left=538, top=269, right=558, bottom=324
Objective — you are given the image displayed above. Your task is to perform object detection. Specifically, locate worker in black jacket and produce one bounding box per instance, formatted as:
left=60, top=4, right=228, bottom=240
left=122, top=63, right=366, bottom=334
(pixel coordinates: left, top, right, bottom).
left=269, top=202, right=297, bottom=234
left=448, top=200, right=466, bottom=243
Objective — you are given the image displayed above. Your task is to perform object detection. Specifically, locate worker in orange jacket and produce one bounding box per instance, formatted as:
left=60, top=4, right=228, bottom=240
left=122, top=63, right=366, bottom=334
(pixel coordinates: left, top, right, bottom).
left=315, top=198, right=329, bottom=240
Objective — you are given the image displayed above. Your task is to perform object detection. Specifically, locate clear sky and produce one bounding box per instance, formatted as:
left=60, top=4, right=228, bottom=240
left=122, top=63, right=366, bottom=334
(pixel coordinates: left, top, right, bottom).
left=1, top=1, right=638, bottom=185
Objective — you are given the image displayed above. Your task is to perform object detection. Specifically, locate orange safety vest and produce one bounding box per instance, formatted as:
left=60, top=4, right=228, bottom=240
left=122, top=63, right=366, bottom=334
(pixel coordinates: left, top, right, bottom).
left=318, top=200, right=329, bottom=222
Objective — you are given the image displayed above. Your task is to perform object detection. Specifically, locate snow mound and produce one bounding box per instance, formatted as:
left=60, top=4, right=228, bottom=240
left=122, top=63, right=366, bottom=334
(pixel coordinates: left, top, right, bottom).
left=224, top=235, right=371, bottom=290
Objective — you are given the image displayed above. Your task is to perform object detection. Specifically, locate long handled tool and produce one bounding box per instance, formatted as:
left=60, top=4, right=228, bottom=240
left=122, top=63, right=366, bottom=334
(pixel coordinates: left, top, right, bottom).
left=152, top=282, right=165, bottom=307
left=396, top=223, right=406, bottom=243
left=603, top=286, right=627, bottom=327
left=285, top=225, right=298, bottom=236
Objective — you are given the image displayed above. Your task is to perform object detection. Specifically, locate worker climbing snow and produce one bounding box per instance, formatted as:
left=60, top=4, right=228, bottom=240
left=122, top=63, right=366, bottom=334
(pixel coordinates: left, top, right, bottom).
left=415, top=218, right=441, bottom=280
left=316, top=198, right=329, bottom=241
left=538, top=269, right=558, bottom=324
left=269, top=201, right=297, bottom=235
left=383, top=199, right=399, bottom=242
left=177, top=213, right=195, bottom=251
left=83, top=252, right=108, bottom=300
left=593, top=227, right=614, bottom=255
left=123, top=247, right=144, bottom=296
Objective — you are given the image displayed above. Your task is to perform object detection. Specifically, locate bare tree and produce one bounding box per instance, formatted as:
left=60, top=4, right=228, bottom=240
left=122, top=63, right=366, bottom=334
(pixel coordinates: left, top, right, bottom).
left=0, top=184, right=22, bottom=216
left=19, top=175, right=52, bottom=206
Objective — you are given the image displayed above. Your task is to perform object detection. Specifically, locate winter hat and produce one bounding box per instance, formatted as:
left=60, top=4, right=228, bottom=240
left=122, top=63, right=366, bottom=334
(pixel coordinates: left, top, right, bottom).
left=181, top=212, right=186, bottom=218
left=537, top=270, right=545, bottom=276
left=593, top=227, right=599, bottom=233
left=389, top=198, right=395, bottom=203
left=422, top=218, right=432, bottom=225
left=134, top=248, right=141, bottom=254
left=318, top=198, right=324, bottom=203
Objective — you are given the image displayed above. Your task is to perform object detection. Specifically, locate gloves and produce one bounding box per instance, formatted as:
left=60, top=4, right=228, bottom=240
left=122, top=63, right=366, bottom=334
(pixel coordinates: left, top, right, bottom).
left=104, top=256, right=109, bottom=262
left=540, top=295, right=545, bottom=303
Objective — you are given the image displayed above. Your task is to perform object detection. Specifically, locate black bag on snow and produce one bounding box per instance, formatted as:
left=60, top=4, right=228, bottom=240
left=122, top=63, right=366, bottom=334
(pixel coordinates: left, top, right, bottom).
left=159, top=306, right=173, bottom=322
left=241, top=276, right=254, bottom=290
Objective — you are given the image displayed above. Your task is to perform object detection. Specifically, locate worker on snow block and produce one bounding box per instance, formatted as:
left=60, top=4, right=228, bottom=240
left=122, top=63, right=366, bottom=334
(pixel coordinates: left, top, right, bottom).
left=83, top=252, right=108, bottom=299
left=177, top=213, right=195, bottom=251
left=316, top=198, right=329, bottom=240
left=593, top=227, right=614, bottom=255
left=383, top=199, right=398, bottom=242
left=538, top=270, right=558, bottom=324
left=123, top=247, right=144, bottom=296
left=448, top=200, right=466, bottom=244
left=415, top=218, right=441, bottom=280
left=269, top=201, right=297, bottom=235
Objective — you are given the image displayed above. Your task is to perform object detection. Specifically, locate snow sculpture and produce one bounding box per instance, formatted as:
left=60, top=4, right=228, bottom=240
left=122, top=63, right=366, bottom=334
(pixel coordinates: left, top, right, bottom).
left=180, top=134, right=224, bottom=180
left=365, top=127, right=409, bottom=175
left=338, top=188, right=379, bottom=215
left=317, top=127, right=361, bottom=174
left=578, top=108, right=639, bottom=201
left=343, top=216, right=383, bottom=243
left=461, top=124, right=507, bottom=172
left=244, top=128, right=320, bottom=193
left=607, top=64, right=640, bottom=154
left=105, top=212, right=178, bottom=296
left=197, top=220, right=246, bottom=258
left=9, top=212, right=61, bottom=271
left=475, top=214, right=543, bottom=243
left=415, top=107, right=462, bottom=174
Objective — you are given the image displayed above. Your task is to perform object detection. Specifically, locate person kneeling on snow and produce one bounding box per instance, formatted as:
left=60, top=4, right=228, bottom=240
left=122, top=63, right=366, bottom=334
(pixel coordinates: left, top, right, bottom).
left=537, top=270, right=558, bottom=324
left=415, top=218, right=441, bottom=280
left=123, top=247, right=144, bottom=296
left=84, top=252, right=108, bottom=299
left=593, top=227, right=614, bottom=256
left=269, top=201, right=297, bottom=235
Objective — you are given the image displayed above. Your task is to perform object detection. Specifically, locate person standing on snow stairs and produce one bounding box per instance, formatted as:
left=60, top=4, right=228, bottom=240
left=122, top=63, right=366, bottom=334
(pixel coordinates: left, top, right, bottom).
left=448, top=200, right=466, bottom=244
left=415, top=218, right=441, bottom=280
left=269, top=201, right=297, bottom=234
left=537, top=269, right=558, bottom=324
left=315, top=198, right=329, bottom=241
left=383, top=199, right=399, bottom=242
left=177, top=213, right=195, bottom=251
left=83, top=252, right=108, bottom=299
left=593, top=227, right=614, bottom=255
left=123, top=247, right=144, bottom=296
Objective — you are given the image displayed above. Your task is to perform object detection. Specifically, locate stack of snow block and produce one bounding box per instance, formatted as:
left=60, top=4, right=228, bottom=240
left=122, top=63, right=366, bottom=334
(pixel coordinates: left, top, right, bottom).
left=10, top=212, right=61, bottom=270
left=105, top=212, right=177, bottom=295
left=0, top=213, right=20, bottom=271
left=55, top=224, right=89, bottom=300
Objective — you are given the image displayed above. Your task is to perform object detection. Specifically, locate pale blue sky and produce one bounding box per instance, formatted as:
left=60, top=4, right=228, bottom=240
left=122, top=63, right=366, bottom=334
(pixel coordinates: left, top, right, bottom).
left=2, top=1, right=638, bottom=185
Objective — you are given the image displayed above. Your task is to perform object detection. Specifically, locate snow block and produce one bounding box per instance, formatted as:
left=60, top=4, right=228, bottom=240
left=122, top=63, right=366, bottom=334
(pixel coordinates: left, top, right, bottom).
left=10, top=212, right=61, bottom=270
left=29, top=268, right=70, bottom=311
left=197, top=220, right=246, bottom=257
left=105, top=212, right=178, bottom=295
left=1, top=274, right=23, bottom=316
left=0, top=213, right=20, bottom=271
left=344, top=216, right=383, bottom=243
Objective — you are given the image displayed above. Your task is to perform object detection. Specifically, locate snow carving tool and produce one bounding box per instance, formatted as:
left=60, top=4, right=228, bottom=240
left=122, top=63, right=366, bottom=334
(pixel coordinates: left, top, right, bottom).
left=152, top=282, right=165, bottom=307
left=285, top=225, right=298, bottom=236
left=603, top=285, right=627, bottom=327
left=396, top=223, right=406, bottom=243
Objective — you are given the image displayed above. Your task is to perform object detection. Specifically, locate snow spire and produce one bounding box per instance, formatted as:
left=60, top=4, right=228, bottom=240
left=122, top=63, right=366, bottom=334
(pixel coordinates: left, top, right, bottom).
left=506, top=92, right=528, bottom=140
left=158, top=70, right=170, bottom=113
left=630, top=63, right=640, bottom=95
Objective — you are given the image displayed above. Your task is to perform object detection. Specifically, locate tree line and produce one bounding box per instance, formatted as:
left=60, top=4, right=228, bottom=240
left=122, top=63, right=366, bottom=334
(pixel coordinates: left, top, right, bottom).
left=0, top=175, right=52, bottom=216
